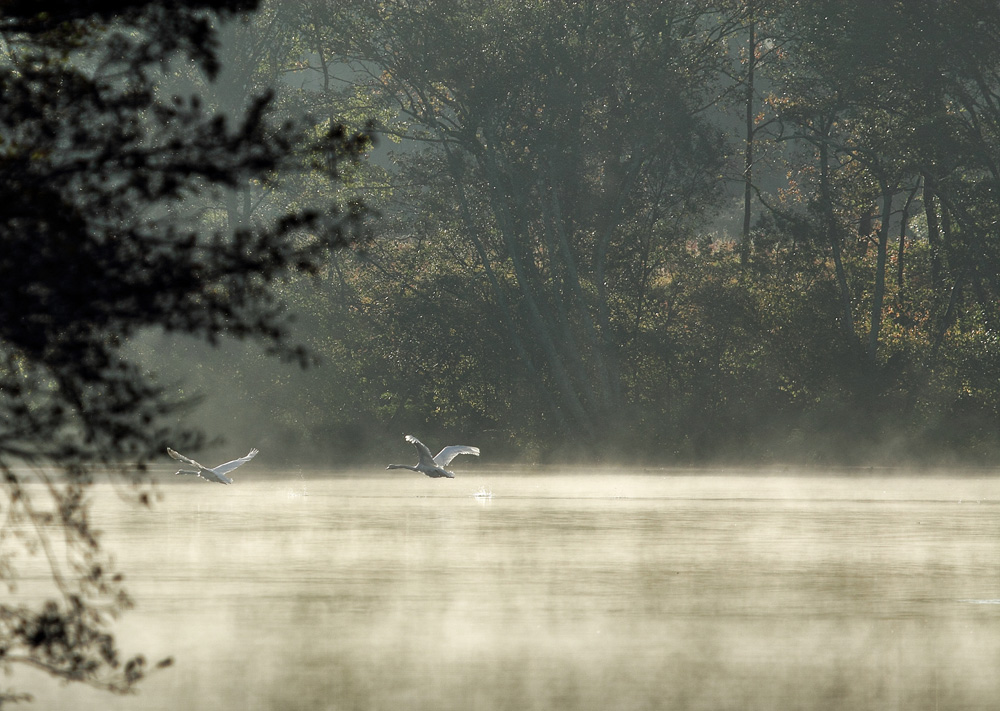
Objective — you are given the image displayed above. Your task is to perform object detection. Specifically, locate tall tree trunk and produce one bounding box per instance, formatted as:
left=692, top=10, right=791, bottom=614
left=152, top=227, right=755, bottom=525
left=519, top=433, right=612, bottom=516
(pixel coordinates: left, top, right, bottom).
left=541, top=165, right=614, bottom=413
left=867, top=185, right=894, bottom=366
left=741, top=3, right=756, bottom=268
left=504, top=170, right=597, bottom=407
left=932, top=266, right=967, bottom=356
left=819, top=139, right=856, bottom=345
left=478, top=142, right=593, bottom=433
left=225, top=190, right=245, bottom=233
left=922, top=172, right=943, bottom=290
left=444, top=146, right=571, bottom=435
left=591, top=154, right=642, bottom=410
left=896, top=179, right=920, bottom=292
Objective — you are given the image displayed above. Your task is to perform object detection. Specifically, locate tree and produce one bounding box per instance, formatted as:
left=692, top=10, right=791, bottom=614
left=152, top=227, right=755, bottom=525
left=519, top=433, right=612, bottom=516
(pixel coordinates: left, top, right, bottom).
left=0, top=0, right=371, bottom=702
left=308, top=0, right=727, bottom=444
left=103, top=0, right=1000, bottom=465
left=744, top=0, right=1000, bottom=453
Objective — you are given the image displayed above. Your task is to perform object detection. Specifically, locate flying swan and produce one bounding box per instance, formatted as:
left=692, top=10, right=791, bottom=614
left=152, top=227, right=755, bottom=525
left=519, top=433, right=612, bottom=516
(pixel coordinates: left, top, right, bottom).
left=167, top=447, right=259, bottom=484
left=387, top=435, right=479, bottom=478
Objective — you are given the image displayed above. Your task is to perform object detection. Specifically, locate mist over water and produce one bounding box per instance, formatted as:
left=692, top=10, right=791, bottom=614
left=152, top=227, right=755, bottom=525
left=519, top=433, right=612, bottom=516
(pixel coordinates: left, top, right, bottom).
left=16, top=469, right=1000, bottom=710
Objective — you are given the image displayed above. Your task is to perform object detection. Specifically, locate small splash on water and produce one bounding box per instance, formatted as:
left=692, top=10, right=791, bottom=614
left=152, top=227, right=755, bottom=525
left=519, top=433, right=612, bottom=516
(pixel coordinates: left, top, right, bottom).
left=473, top=485, right=493, bottom=500
left=287, top=471, right=309, bottom=498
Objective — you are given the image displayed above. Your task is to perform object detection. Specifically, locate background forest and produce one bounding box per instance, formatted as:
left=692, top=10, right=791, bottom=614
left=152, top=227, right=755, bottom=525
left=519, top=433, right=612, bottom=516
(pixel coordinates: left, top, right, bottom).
left=131, top=0, right=1000, bottom=466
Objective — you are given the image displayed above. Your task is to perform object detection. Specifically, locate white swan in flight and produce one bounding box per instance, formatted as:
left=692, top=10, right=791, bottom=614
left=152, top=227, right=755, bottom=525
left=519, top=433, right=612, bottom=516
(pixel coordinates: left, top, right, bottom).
left=387, top=435, right=479, bottom=478
left=167, top=447, right=259, bottom=484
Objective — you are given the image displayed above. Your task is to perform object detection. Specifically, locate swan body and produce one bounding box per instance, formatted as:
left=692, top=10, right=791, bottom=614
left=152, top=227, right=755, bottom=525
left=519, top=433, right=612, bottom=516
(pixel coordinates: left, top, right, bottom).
left=387, top=435, right=479, bottom=478
left=167, top=447, right=259, bottom=484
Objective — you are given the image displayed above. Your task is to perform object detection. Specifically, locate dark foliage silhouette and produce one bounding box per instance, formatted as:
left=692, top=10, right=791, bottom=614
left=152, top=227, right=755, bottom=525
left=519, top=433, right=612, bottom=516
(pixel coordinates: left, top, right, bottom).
left=0, top=0, right=371, bottom=702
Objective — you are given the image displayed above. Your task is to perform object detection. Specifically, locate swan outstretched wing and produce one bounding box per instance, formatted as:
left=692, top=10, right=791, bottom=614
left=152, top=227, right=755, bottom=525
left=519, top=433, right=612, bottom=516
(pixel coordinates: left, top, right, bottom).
left=212, top=448, right=259, bottom=476
left=405, top=435, right=437, bottom=467
left=167, top=448, right=204, bottom=470
left=434, top=445, right=480, bottom=467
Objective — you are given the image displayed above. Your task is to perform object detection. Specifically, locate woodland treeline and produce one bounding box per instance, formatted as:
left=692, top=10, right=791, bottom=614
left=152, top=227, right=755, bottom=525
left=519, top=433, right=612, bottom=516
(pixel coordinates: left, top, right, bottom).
left=137, top=0, right=1000, bottom=465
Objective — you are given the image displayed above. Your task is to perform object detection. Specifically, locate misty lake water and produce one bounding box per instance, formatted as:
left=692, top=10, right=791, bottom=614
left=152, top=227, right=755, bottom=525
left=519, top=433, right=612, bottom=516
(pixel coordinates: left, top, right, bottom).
left=15, top=468, right=1000, bottom=710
